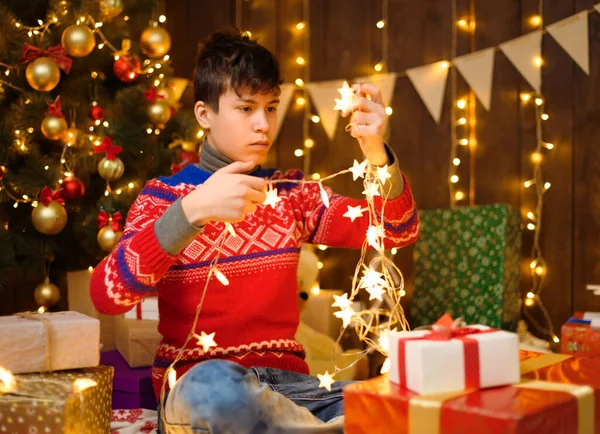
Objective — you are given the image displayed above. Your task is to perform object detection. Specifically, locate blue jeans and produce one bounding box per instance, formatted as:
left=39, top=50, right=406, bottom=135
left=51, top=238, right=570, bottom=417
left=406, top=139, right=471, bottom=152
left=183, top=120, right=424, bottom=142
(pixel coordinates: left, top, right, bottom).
left=158, top=360, right=352, bottom=433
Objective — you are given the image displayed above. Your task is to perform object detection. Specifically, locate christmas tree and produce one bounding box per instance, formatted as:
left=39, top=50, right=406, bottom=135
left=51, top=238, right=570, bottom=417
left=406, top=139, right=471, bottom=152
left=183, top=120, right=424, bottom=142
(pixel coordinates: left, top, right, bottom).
left=0, top=0, right=199, bottom=306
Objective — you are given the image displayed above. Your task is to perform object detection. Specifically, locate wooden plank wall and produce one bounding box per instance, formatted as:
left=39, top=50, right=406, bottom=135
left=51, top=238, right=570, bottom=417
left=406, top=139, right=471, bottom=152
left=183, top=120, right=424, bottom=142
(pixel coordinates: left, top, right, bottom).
left=164, top=0, right=600, bottom=338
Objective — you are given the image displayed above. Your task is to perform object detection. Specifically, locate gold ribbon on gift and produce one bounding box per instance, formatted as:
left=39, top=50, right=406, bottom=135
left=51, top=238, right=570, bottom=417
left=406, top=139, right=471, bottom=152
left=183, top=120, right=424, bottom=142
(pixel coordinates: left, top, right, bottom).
left=14, top=311, right=63, bottom=372
left=408, top=353, right=594, bottom=434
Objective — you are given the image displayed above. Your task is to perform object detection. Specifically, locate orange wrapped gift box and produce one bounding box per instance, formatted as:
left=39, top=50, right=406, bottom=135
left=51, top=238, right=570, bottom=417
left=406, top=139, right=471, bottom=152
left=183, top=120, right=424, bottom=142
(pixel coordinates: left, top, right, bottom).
left=344, top=351, right=600, bottom=434
left=561, top=312, right=600, bottom=357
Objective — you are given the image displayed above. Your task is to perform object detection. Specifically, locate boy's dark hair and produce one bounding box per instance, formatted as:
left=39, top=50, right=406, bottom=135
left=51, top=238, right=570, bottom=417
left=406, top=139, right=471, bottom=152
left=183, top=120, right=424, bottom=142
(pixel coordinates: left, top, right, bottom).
left=194, top=27, right=283, bottom=112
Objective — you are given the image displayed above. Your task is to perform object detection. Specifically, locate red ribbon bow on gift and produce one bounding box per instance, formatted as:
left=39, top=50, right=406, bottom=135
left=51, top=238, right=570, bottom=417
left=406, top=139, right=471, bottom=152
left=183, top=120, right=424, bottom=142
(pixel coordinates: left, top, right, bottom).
left=47, top=96, right=64, bottom=118
left=19, top=44, right=72, bottom=74
left=397, top=322, right=496, bottom=391
left=426, top=326, right=485, bottom=341
left=94, top=137, right=122, bottom=161
left=144, top=86, right=164, bottom=104
left=97, top=210, right=123, bottom=232
left=40, top=186, right=65, bottom=206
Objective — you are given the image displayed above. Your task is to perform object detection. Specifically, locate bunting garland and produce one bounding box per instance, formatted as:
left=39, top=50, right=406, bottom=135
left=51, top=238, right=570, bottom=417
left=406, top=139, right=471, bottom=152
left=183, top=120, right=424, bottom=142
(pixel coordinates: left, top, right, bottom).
left=271, top=6, right=597, bottom=130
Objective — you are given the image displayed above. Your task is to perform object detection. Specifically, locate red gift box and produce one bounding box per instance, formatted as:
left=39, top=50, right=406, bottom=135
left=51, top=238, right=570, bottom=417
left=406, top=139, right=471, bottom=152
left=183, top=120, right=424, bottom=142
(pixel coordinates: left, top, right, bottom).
left=561, top=312, right=600, bottom=357
left=344, top=351, right=600, bottom=434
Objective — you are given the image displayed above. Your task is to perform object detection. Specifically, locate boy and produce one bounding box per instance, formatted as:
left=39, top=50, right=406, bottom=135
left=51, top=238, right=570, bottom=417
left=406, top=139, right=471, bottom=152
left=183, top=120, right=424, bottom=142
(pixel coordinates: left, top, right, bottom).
left=91, top=29, right=419, bottom=433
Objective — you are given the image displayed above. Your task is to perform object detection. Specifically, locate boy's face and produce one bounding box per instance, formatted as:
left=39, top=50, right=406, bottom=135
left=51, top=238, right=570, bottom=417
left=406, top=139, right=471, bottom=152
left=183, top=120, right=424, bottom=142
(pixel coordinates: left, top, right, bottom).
left=195, top=87, right=280, bottom=165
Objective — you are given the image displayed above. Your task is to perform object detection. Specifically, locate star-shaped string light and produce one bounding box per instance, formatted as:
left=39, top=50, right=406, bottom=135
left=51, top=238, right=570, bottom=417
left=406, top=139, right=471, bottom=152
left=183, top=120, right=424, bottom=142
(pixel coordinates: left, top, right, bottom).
left=360, top=267, right=386, bottom=290
left=366, top=225, right=384, bottom=250
left=317, top=371, right=335, bottom=391
left=343, top=205, right=365, bottom=222
left=263, top=184, right=282, bottom=209
left=349, top=159, right=368, bottom=181
left=332, top=293, right=353, bottom=310
left=334, top=306, right=355, bottom=328
left=213, top=268, right=230, bottom=286
left=376, top=165, right=392, bottom=185
left=333, top=81, right=355, bottom=116
left=366, top=285, right=386, bottom=301
left=362, top=182, right=380, bottom=199
left=319, top=182, right=330, bottom=208
left=167, top=368, right=178, bottom=389
left=194, top=331, right=217, bottom=352
left=225, top=223, right=237, bottom=238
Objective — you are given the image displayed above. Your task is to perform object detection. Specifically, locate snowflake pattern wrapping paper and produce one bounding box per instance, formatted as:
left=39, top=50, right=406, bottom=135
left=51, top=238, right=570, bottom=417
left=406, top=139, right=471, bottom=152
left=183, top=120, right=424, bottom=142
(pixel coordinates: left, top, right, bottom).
left=411, top=204, right=521, bottom=330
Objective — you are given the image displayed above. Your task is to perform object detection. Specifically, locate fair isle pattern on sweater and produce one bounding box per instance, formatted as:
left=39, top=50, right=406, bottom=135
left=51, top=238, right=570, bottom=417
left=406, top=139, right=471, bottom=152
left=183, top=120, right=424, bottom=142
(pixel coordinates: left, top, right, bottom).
left=90, top=164, right=419, bottom=397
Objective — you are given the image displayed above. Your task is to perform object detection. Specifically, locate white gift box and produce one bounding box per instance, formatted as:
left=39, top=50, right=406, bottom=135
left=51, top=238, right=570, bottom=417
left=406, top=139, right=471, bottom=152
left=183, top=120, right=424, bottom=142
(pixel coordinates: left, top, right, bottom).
left=124, top=296, right=159, bottom=320
left=0, top=311, right=100, bottom=374
left=582, top=312, right=600, bottom=328
left=388, top=325, right=520, bottom=394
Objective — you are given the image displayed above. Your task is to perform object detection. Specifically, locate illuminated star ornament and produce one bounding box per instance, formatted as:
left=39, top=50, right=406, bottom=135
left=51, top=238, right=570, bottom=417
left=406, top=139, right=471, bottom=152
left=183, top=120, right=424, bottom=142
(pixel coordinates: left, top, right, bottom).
left=319, top=182, right=330, bottom=208
left=333, top=81, right=356, bottom=116
left=343, top=205, right=365, bottom=222
left=376, top=165, right=392, bottom=185
left=349, top=159, right=368, bottom=181
left=362, top=182, right=380, bottom=200
left=334, top=306, right=355, bottom=328
left=213, top=268, right=230, bottom=286
left=225, top=223, right=237, bottom=238
left=332, top=293, right=352, bottom=310
left=263, top=183, right=282, bottom=209
left=317, top=371, right=335, bottom=391
left=194, top=331, right=217, bottom=352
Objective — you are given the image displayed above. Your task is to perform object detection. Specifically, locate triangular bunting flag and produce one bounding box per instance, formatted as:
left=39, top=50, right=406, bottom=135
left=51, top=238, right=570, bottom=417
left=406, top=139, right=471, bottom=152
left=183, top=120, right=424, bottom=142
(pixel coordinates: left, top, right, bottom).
left=275, top=83, right=295, bottom=142
left=453, top=48, right=495, bottom=111
left=353, top=73, right=397, bottom=108
left=306, top=80, right=344, bottom=141
left=406, top=62, right=449, bottom=124
left=547, top=11, right=590, bottom=74
left=499, top=30, right=543, bottom=92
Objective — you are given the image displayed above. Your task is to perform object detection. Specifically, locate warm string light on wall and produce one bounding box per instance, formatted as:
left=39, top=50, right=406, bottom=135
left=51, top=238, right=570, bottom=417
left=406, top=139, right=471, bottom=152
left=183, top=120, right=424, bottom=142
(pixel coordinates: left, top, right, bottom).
left=449, top=0, right=476, bottom=208
left=519, top=4, right=558, bottom=344
left=292, top=0, right=317, bottom=176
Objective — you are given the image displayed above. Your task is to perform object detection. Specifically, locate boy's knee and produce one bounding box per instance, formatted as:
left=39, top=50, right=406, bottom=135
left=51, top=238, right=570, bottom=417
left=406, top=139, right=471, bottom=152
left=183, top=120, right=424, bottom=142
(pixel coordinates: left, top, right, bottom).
left=168, top=360, right=263, bottom=432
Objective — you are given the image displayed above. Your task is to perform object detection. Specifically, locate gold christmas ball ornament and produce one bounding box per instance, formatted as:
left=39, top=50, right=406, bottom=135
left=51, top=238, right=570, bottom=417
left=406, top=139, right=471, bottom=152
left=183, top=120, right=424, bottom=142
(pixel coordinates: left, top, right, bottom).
left=25, top=57, right=61, bottom=92
left=148, top=100, right=171, bottom=125
left=31, top=201, right=67, bottom=235
left=180, top=140, right=196, bottom=152
left=61, top=127, right=81, bottom=147
left=34, top=277, right=61, bottom=307
left=100, top=0, right=124, bottom=21
left=61, top=25, right=96, bottom=57
left=98, top=157, right=125, bottom=181
left=97, top=225, right=122, bottom=252
left=140, top=25, right=171, bottom=58
left=41, top=115, right=68, bottom=140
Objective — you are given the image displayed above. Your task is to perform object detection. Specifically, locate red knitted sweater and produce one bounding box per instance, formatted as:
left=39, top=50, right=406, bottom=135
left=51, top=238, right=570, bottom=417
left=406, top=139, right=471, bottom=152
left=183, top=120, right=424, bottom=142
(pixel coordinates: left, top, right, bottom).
left=90, top=164, right=419, bottom=398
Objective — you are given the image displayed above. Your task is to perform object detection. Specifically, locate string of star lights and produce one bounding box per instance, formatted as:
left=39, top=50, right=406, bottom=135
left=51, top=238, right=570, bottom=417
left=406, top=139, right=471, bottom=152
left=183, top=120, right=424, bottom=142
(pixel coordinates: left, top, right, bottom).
left=520, top=2, right=559, bottom=345
left=449, top=0, right=477, bottom=207
left=159, top=82, right=407, bottom=420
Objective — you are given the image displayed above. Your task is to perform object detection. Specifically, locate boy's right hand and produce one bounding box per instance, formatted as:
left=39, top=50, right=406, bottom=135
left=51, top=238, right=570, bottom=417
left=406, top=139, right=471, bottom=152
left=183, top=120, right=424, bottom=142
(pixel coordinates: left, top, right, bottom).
left=181, top=161, right=267, bottom=226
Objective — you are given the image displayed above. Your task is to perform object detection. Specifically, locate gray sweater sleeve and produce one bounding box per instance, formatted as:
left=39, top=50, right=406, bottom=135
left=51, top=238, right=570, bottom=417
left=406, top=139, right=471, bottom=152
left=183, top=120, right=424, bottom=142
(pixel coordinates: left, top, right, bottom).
left=154, top=198, right=203, bottom=256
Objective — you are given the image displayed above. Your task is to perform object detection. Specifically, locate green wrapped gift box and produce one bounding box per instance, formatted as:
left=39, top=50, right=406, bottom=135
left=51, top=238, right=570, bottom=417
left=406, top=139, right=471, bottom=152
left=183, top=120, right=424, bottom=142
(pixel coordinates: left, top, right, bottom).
left=411, top=204, right=521, bottom=330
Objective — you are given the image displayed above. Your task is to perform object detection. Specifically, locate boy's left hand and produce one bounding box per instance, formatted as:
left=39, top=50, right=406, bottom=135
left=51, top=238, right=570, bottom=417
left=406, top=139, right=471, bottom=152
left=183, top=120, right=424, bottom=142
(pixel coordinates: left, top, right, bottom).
left=343, top=83, right=389, bottom=166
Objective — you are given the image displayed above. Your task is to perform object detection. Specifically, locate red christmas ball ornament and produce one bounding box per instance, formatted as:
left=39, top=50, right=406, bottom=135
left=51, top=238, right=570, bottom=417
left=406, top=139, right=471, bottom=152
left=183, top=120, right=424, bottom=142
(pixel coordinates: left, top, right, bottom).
left=0, top=166, right=4, bottom=181
left=113, top=53, right=140, bottom=83
left=61, top=176, right=85, bottom=201
left=89, top=105, right=104, bottom=122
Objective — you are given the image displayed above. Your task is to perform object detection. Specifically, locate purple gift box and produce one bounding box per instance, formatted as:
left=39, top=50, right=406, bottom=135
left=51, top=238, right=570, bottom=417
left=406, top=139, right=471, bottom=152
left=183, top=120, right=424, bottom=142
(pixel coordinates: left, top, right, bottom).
left=100, top=350, right=157, bottom=410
